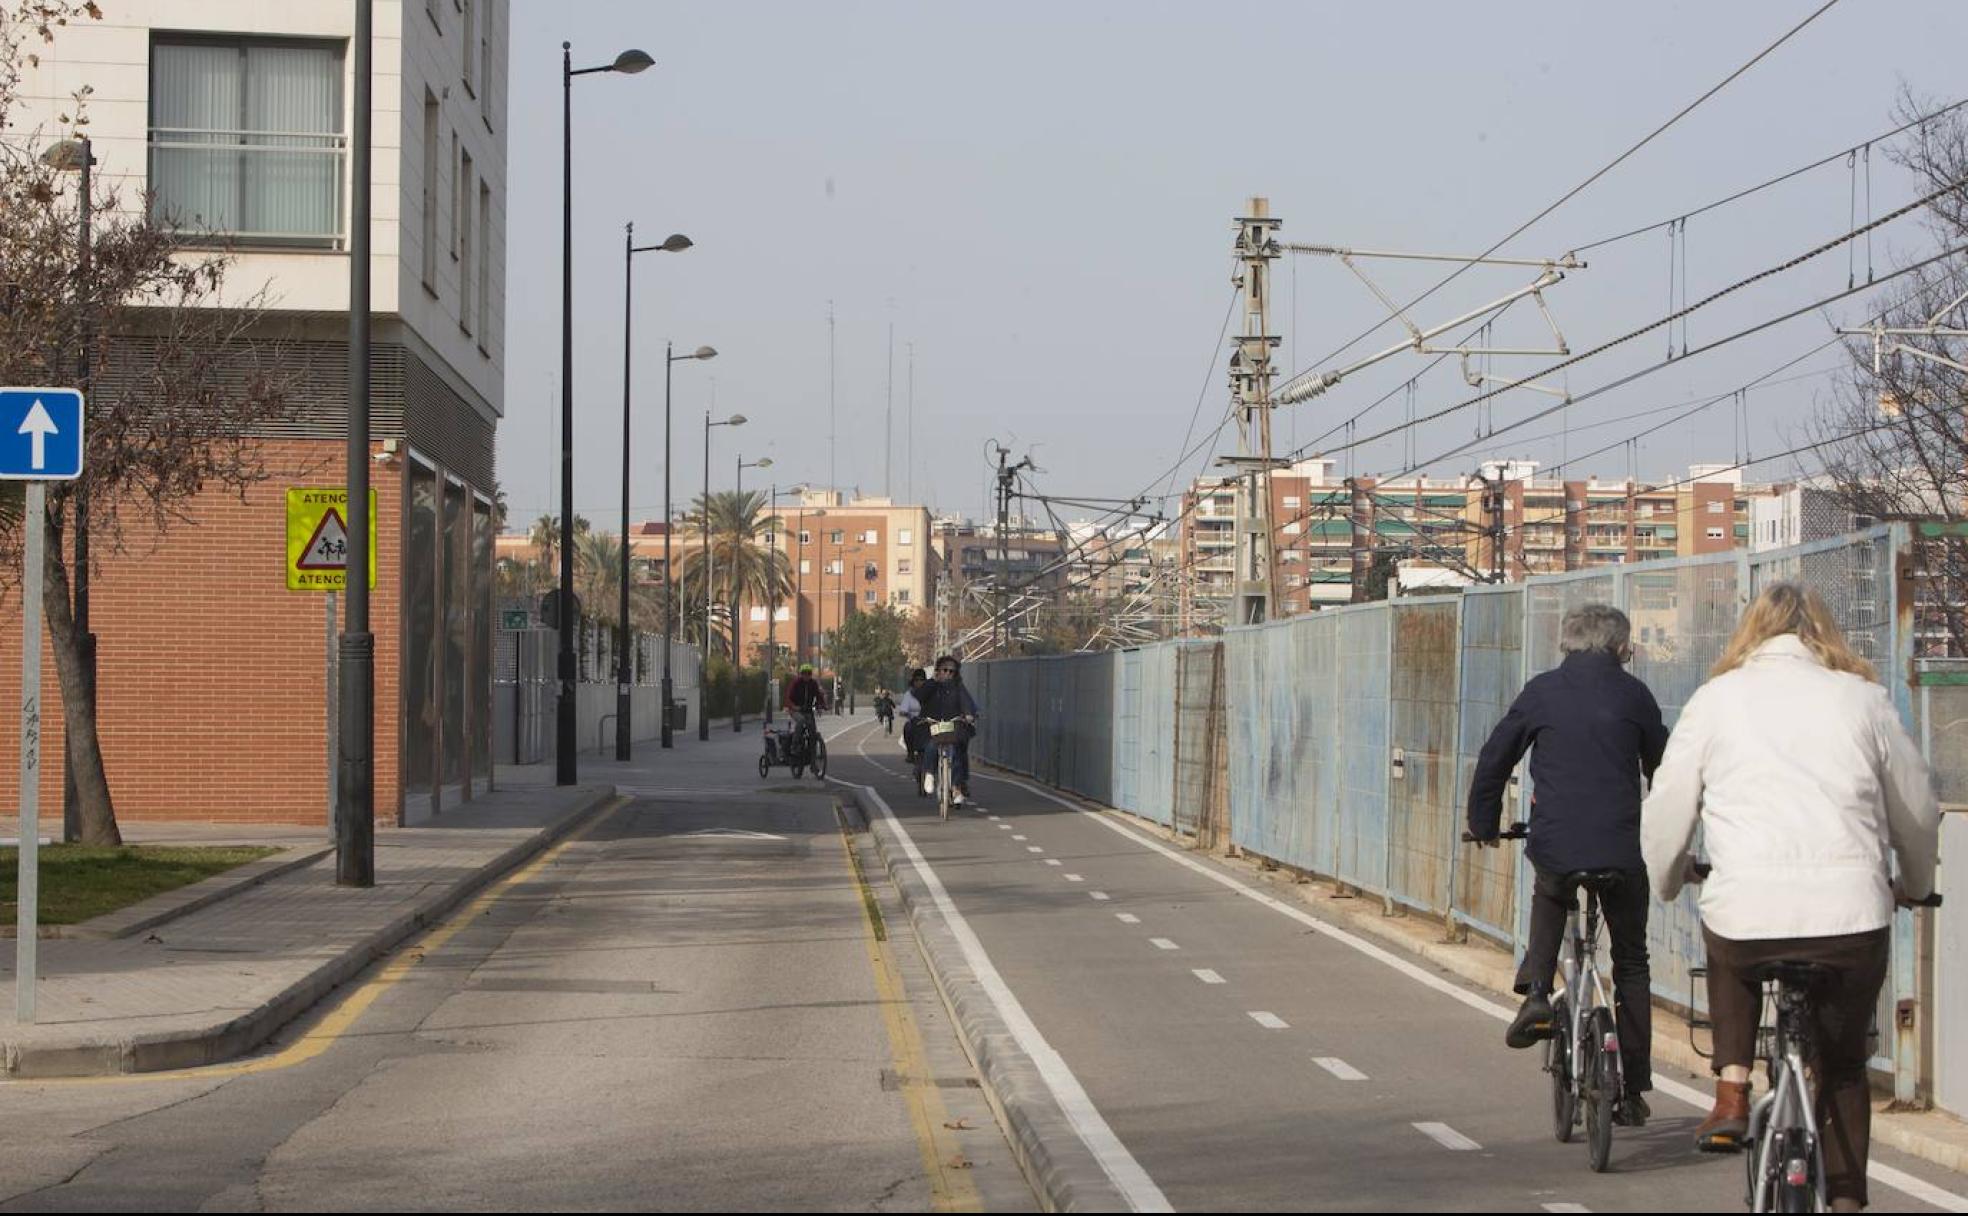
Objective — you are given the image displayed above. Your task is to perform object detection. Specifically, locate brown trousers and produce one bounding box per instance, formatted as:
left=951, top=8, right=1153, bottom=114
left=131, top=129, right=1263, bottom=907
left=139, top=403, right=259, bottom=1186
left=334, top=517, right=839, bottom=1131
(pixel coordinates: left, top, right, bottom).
left=1703, top=926, right=1889, bottom=1207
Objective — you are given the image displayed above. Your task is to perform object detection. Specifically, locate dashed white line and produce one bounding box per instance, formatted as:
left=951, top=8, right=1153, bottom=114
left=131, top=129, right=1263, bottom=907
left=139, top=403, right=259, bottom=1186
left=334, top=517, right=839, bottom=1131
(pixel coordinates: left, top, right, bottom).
left=1116, top=913, right=1141, bottom=924
left=1011, top=834, right=1028, bottom=841
left=1064, top=874, right=1084, bottom=883
left=1027, top=846, right=1045, bottom=854
left=996, top=824, right=1012, bottom=831
left=1248, top=1011, right=1288, bottom=1029
left=1192, top=969, right=1225, bottom=985
left=1313, top=1057, right=1367, bottom=1081
left=1149, top=938, right=1180, bottom=951
left=1090, top=891, right=1111, bottom=901
left=1044, top=858, right=1063, bottom=866
left=1413, top=1122, right=1480, bottom=1151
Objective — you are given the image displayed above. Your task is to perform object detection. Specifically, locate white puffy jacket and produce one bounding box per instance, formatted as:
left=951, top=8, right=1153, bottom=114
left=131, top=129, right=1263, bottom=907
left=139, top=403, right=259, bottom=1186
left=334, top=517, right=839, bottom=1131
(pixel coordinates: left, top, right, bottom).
left=1642, top=634, right=1941, bottom=941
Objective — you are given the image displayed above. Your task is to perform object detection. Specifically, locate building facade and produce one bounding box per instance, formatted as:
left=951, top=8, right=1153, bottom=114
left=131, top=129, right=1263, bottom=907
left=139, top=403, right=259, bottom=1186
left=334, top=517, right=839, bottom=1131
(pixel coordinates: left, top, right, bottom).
left=1, top=1, right=508, bottom=825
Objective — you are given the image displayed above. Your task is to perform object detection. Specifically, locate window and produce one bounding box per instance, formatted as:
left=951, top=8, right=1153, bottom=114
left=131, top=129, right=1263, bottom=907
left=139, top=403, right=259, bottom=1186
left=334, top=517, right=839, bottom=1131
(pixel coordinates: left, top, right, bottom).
left=749, top=606, right=766, bottom=622
left=829, top=530, right=843, bottom=545
left=451, top=137, right=465, bottom=260
left=827, top=559, right=842, bottom=575
left=773, top=605, right=790, bottom=622
left=458, top=152, right=474, bottom=334
left=420, top=92, right=438, bottom=287
left=896, top=589, right=911, bottom=605
left=897, top=559, right=912, bottom=575
left=461, top=0, right=477, bottom=95
left=476, top=182, right=490, bottom=348
left=1283, top=496, right=1300, bottom=510
left=862, top=529, right=879, bottom=544
left=763, top=532, right=776, bottom=548
left=149, top=37, right=348, bottom=247
left=479, top=3, right=494, bottom=129
left=865, top=590, right=877, bottom=604
left=426, top=0, right=441, bottom=30
left=799, top=530, right=811, bottom=544
left=798, top=559, right=811, bottom=575
left=1284, top=521, right=1301, bottom=536
left=898, top=529, right=913, bottom=545
left=1706, top=527, right=1725, bottom=540
left=1707, top=501, right=1724, bottom=515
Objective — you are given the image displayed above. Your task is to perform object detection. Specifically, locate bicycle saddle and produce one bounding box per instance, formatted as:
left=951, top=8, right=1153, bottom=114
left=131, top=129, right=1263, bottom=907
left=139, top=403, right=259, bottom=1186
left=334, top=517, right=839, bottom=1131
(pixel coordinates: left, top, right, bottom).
left=1748, top=960, right=1839, bottom=991
left=1564, top=869, right=1627, bottom=892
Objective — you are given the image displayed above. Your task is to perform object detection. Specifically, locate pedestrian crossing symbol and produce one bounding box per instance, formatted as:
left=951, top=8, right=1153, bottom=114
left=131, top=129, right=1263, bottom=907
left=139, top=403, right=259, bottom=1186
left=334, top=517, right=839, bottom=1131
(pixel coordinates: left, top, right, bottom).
left=286, top=487, right=377, bottom=592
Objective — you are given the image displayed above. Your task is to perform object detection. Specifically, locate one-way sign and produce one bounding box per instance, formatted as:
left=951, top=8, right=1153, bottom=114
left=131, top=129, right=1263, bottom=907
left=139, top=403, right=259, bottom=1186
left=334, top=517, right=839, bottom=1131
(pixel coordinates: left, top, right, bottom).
left=0, top=388, right=83, bottom=481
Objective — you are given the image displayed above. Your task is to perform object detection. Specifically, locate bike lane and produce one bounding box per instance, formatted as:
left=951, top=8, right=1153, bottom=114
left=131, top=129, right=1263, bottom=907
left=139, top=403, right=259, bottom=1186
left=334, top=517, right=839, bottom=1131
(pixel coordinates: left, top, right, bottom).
left=835, top=719, right=1968, bottom=1214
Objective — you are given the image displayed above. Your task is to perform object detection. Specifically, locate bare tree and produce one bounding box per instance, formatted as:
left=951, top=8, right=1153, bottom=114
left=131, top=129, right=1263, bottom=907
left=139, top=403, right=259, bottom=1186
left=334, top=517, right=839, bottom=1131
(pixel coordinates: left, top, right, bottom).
left=0, top=2, right=296, bottom=842
left=1816, top=89, right=1968, bottom=656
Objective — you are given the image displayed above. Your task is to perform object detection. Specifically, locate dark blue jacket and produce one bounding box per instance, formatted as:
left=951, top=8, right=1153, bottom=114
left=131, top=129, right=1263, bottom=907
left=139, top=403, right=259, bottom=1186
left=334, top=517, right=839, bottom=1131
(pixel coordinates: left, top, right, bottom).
left=1465, top=651, right=1669, bottom=874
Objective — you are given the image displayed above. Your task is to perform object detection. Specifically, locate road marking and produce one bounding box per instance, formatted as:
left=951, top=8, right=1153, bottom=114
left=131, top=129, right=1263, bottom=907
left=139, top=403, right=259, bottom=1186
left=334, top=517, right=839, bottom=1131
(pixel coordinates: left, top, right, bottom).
left=1149, top=937, right=1179, bottom=951
left=1027, top=846, right=1045, bottom=854
left=1413, top=1122, right=1481, bottom=1151
left=1313, top=1057, right=1367, bottom=1081
left=1192, top=969, right=1225, bottom=985
left=1116, top=913, right=1141, bottom=924
left=1064, top=874, right=1084, bottom=883
left=1044, top=858, right=1063, bottom=866
left=829, top=761, right=1172, bottom=1213
left=676, top=827, right=788, bottom=841
left=41, top=796, right=630, bottom=1086
left=1012, top=834, right=1028, bottom=841
left=1248, top=1011, right=1288, bottom=1029
left=1541, top=1205, right=1591, bottom=1214
left=1090, top=891, right=1111, bottom=901
left=836, top=813, right=982, bottom=1212
left=997, top=824, right=1012, bottom=831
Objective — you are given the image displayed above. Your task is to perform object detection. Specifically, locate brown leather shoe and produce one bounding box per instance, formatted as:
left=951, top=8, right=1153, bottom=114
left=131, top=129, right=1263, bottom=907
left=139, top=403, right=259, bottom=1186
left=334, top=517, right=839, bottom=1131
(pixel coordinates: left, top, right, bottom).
left=1695, top=1081, right=1750, bottom=1153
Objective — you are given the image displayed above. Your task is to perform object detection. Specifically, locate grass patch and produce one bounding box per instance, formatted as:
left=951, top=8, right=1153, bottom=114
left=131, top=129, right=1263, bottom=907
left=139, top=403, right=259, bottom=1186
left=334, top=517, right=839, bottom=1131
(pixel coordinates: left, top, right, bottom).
left=0, top=845, right=280, bottom=926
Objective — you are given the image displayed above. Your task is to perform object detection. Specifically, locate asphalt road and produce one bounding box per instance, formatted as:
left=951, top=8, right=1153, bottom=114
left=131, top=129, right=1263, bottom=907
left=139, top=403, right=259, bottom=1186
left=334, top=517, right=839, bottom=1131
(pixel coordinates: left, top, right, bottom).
left=0, top=742, right=1035, bottom=1213
left=832, top=718, right=1968, bottom=1214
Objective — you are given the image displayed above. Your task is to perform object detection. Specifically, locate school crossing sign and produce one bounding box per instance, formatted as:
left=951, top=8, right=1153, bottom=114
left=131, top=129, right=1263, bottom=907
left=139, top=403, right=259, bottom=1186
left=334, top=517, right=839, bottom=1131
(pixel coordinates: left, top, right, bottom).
left=286, top=487, right=376, bottom=591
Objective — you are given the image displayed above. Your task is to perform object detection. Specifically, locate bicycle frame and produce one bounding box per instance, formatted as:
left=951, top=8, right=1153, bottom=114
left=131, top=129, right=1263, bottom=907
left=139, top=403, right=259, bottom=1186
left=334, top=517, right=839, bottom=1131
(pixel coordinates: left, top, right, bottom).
left=1747, top=987, right=1828, bottom=1212
left=1558, top=888, right=1620, bottom=1104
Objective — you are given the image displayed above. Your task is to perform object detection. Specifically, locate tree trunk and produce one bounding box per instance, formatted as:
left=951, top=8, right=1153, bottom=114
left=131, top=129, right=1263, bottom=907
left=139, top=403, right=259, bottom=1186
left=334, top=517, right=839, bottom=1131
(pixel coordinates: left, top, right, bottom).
left=41, top=515, right=119, bottom=846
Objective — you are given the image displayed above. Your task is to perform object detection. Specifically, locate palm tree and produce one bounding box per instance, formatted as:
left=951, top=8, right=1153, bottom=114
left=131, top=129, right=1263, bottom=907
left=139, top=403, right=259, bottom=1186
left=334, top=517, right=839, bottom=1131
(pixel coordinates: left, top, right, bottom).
left=677, top=490, right=792, bottom=664
left=528, top=512, right=590, bottom=573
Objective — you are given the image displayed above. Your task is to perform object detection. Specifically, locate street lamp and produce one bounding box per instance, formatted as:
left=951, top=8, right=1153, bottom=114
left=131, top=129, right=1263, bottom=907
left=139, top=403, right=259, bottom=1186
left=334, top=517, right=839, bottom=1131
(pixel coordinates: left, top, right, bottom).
left=558, top=40, right=653, bottom=786
left=733, top=455, right=772, bottom=732
left=764, top=483, right=807, bottom=724
left=42, top=135, right=93, bottom=845
left=701, top=411, right=746, bottom=740
left=616, top=223, right=693, bottom=763
left=661, top=342, right=716, bottom=747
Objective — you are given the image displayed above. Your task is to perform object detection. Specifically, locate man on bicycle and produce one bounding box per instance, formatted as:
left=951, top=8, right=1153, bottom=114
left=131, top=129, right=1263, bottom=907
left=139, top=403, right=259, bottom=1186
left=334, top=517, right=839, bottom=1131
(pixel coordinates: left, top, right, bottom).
left=783, top=663, right=829, bottom=756
left=917, top=654, right=980, bottom=802
left=898, top=667, right=930, bottom=767
left=1467, top=604, right=1668, bottom=1125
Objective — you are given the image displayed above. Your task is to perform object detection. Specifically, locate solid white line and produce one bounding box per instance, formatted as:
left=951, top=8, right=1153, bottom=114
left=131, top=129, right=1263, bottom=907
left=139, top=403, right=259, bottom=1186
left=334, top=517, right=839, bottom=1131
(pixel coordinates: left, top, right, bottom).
left=1192, top=969, right=1226, bottom=985
left=1413, top=1121, right=1481, bottom=1151
left=1116, top=913, right=1141, bottom=925
left=1248, top=1011, right=1289, bottom=1029
left=1313, top=1056, right=1367, bottom=1081
left=1065, top=874, right=1085, bottom=883
left=1090, top=891, right=1111, bottom=901
left=1149, top=937, right=1180, bottom=951
left=827, top=771, right=1171, bottom=1213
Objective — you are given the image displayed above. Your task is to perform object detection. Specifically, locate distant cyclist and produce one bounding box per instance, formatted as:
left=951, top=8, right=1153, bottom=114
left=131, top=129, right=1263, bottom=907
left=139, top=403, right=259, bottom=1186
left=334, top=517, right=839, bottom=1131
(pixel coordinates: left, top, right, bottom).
left=783, top=663, right=829, bottom=755
left=1467, top=603, right=1667, bottom=1127
left=874, top=687, right=896, bottom=733
left=1643, top=582, right=1940, bottom=1207
left=917, top=654, right=980, bottom=803
left=898, top=667, right=930, bottom=769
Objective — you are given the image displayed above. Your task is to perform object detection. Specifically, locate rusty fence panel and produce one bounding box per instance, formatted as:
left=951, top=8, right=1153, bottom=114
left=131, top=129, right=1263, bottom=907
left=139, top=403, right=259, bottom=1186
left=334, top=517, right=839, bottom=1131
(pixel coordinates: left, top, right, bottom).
left=1174, top=641, right=1224, bottom=839
left=1388, top=600, right=1461, bottom=915
left=1334, top=604, right=1394, bottom=896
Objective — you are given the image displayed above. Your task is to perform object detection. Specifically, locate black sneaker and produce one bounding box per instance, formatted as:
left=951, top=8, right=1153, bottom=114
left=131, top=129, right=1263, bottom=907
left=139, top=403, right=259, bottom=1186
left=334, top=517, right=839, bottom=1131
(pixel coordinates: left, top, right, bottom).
left=1615, top=1091, right=1650, bottom=1127
left=1505, top=990, right=1556, bottom=1049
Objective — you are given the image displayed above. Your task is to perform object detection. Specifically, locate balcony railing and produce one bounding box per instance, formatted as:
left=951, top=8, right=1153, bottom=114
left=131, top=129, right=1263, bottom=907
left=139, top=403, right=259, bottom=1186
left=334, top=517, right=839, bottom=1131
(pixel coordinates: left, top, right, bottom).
left=148, top=126, right=347, bottom=248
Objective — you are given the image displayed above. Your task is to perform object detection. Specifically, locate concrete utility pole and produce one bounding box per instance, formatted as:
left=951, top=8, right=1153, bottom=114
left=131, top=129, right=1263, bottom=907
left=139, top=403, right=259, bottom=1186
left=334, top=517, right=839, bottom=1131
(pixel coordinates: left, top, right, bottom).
left=1348, top=478, right=1374, bottom=603
left=1220, top=197, right=1284, bottom=626
left=934, top=577, right=952, bottom=658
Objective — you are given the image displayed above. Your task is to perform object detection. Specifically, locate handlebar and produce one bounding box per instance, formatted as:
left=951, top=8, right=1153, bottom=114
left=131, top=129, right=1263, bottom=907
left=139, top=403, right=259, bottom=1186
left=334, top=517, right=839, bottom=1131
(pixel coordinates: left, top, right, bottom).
left=1461, top=822, right=1528, bottom=844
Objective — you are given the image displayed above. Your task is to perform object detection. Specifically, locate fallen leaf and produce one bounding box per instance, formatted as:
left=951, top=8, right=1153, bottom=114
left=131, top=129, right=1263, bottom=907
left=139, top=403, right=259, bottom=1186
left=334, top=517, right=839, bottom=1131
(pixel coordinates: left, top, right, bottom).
left=941, top=1118, right=972, bottom=1131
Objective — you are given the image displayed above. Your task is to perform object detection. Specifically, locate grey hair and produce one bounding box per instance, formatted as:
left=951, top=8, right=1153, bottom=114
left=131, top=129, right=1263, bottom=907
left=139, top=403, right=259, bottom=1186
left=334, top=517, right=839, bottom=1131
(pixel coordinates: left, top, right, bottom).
left=1560, top=603, right=1631, bottom=657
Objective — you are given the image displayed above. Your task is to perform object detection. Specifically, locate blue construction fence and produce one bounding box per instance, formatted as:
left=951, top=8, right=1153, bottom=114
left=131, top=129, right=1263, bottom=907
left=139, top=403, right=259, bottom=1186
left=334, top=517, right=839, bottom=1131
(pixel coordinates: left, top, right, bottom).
left=972, top=523, right=1963, bottom=1106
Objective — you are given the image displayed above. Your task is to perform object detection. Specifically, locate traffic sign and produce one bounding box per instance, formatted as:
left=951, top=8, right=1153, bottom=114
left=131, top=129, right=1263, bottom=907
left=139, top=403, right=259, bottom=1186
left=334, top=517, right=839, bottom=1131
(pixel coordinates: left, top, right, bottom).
left=502, top=609, right=531, bottom=630
left=286, top=487, right=377, bottom=591
left=0, top=388, right=83, bottom=481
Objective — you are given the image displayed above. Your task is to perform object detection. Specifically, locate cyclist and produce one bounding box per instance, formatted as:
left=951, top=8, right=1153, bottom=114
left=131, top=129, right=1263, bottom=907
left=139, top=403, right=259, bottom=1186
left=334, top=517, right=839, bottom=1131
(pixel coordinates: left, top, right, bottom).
left=917, top=654, right=980, bottom=802
left=874, top=687, right=896, bottom=734
left=1466, top=603, right=1667, bottom=1126
left=898, top=667, right=930, bottom=770
left=1643, top=582, right=1940, bottom=1209
left=782, top=663, right=829, bottom=759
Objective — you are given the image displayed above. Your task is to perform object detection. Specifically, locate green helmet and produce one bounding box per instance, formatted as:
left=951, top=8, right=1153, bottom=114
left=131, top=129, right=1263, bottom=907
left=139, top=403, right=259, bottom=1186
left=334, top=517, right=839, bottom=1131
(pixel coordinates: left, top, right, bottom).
left=799, top=663, right=815, bottom=674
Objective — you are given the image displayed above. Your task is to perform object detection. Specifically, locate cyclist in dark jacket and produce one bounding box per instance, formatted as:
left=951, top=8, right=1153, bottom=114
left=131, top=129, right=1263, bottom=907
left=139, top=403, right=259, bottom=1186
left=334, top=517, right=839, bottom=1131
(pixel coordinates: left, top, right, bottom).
left=1466, top=603, right=1669, bottom=1123
left=918, top=654, right=980, bottom=799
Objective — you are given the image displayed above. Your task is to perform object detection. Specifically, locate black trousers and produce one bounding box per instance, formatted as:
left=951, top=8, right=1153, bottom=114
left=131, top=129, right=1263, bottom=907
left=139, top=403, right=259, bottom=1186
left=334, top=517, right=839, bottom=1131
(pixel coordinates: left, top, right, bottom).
left=1517, top=866, right=1653, bottom=1094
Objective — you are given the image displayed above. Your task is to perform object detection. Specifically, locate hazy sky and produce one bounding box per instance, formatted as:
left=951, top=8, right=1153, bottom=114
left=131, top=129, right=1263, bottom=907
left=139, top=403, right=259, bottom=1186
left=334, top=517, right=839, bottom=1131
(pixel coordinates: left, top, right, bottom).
left=497, top=0, right=1968, bottom=532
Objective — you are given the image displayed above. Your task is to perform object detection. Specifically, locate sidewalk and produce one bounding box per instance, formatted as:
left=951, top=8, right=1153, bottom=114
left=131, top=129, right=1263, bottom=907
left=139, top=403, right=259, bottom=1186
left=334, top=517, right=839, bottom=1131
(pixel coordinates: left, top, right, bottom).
left=0, top=781, right=616, bottom=1078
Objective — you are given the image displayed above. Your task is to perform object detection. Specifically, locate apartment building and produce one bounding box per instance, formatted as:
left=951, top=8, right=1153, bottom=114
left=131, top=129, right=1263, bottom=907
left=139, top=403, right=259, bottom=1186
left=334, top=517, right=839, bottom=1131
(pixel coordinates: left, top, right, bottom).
left=0, top=1, right=508, bottom=824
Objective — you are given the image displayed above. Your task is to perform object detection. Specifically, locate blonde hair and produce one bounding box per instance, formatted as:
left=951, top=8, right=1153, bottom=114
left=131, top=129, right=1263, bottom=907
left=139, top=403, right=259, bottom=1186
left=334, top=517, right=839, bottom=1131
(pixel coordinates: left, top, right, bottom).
left=1709, top=581, right=1878, bottom=682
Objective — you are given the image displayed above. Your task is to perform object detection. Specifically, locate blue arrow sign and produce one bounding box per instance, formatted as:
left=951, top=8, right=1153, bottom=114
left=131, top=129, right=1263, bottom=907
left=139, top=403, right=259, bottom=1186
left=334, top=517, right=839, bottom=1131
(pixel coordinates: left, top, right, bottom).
left=0, top=388, right=83, bottom=481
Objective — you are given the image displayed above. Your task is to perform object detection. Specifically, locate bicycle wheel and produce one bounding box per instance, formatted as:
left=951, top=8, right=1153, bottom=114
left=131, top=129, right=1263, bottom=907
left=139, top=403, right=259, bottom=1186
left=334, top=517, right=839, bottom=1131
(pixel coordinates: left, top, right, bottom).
left=757, top=755, right=770, bottom=779
left=1585, top=1009, right=1617, bottom=1173
left=812, top=738, right=829, bottom=779
left=1548, top=995, right=1576, bottom=1144
left=938, top=750, right=953, bottom=821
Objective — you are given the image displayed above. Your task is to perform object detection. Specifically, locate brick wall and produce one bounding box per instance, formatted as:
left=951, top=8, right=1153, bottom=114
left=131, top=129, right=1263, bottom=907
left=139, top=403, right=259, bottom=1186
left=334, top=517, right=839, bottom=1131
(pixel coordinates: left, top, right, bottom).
left=0, top=439, right=405, bottom=826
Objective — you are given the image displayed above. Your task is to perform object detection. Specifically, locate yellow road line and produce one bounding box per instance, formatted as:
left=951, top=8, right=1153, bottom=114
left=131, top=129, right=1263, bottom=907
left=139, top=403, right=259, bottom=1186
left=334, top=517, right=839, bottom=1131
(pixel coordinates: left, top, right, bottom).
left=838, top=810, right=983, bottom=1213
left=30, top=796, right=629, bottom=1086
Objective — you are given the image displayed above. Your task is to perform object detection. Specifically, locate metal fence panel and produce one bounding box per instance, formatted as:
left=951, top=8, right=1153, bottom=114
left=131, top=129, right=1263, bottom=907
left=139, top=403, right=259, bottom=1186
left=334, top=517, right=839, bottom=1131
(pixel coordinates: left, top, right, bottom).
left=1114, top=650, right=1142, bottom=814
left=1335, top=605, right=1393, bottom=895
left=1451, top=586, right=1522, bottom=942
left=1388, top=600, right=1460, bottom=915
left=1225, top=626, right=1277, bottom=858
left=1174, top=642, right=1222, bottom=837
left=1292, top=613, right=1342, bottom=878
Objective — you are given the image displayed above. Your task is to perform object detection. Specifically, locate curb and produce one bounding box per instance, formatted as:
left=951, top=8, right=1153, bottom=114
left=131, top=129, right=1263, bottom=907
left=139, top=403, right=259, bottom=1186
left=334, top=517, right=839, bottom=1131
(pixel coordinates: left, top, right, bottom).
left=2, top=785, right=617, bottom=1079
left=976, top=760, right=1968, bottom=1186
left=839, top=779, right=1133, bottom=1214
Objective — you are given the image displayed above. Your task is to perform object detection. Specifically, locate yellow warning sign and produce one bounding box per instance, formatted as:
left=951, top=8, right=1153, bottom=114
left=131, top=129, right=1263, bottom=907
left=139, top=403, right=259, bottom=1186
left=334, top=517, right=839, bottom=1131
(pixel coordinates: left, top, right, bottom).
left=286, top=487, right=377, bottom=592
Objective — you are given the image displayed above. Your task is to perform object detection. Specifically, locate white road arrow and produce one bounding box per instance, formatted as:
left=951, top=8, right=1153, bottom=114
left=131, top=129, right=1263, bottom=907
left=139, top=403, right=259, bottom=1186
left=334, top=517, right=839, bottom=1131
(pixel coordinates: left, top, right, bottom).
left=18, top=399, right=57, bottom=471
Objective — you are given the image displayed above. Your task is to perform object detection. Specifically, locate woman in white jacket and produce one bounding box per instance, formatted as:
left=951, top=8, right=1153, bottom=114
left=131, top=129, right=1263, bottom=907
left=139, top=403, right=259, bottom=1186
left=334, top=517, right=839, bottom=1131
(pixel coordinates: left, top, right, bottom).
left=1642, top=582, right=1940, bottom=1211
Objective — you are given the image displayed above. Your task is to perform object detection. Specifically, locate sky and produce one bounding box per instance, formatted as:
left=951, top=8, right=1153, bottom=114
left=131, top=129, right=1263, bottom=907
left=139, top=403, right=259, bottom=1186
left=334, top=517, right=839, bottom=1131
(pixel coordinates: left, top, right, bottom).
left=496, top=0, right=1968, bottom=534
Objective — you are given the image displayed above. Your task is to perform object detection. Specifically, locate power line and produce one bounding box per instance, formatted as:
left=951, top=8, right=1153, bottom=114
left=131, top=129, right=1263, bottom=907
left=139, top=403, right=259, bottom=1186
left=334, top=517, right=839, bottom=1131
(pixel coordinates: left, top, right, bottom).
left=1273, top=0, right=1845, bottom=392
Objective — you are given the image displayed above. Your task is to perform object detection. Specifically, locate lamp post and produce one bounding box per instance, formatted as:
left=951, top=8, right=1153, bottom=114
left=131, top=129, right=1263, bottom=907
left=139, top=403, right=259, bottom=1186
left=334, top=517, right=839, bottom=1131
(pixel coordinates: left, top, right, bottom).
left=701, top=411, right=746, bottom=740
left=764, top=483, right=806, bottom=724
left=616, top=225, right=692, bottom=763
left=661, top=342, right=716, bottom=747
left=42, top=135, right=93, bottom=845
left=335, top=3, right=375, bottom=884
left=733, top=456, right=771, bottom=731
left=558, top=41, right=653, bottom=786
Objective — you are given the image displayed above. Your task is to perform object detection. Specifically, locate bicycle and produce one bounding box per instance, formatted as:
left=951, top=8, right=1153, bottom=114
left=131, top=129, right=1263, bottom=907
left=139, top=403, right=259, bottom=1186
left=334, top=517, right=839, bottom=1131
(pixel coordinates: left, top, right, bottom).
left=925, top=718, right=971, bottom=822
left=1465, top=822, right=1633, bottom=1172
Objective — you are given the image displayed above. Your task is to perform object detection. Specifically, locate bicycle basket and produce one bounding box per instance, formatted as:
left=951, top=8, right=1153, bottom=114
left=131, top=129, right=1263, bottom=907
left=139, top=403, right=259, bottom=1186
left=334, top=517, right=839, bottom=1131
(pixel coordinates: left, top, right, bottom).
left=929, top=720, right=963, bottom=740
